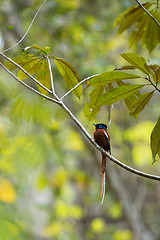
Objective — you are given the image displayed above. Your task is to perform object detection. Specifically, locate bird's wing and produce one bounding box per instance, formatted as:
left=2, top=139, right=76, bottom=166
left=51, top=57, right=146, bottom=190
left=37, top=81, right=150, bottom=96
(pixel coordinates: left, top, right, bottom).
left=104, top=130, right=111, bottom=154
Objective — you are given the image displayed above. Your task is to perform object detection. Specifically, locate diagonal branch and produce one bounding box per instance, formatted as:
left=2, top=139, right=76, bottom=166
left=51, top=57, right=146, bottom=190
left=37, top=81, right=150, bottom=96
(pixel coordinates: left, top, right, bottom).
left=1, top=0, right=48, bottom=53
left=59, top=100, right=160, bottom=181
left=134, top=0, right=160, bottom=27
left=1, top=61, right=160, bottom=182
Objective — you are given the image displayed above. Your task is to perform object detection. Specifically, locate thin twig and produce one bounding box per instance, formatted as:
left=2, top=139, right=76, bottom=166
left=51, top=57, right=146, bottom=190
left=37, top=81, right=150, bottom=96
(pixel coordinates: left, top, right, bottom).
left=0, top=53, right=52, bottom=94
left=134, top=0, right=160, bottom=27
left=1, top=0, right=48, bottom=53
left=1, top=62, right=160, bottom=181
left=0, top=63, right=60, bottom=105
left=46, top=56, right=60, bottom=100
left=145, top=76, right=160, bottom=92
left=60, top=74, right=99, bottom=100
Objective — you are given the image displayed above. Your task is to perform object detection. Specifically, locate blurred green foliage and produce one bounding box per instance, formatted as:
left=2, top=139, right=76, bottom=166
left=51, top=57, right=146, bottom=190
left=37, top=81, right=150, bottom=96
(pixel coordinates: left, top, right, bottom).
left=0, top=0, right=160, bottom=240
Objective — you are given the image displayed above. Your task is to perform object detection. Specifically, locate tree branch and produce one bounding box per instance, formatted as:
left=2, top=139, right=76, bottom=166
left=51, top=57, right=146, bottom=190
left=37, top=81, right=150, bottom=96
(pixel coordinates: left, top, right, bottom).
left=1, top=0, right=48, bottom=53
left=134, top=0, right=160, bottom=27
left=60, top=74, right=99, bottom=100
left=1, top=60, right=160, bottom=182
left=46, top=56, right=60, bottom=100
left=146, top=75, right=160, bottom=93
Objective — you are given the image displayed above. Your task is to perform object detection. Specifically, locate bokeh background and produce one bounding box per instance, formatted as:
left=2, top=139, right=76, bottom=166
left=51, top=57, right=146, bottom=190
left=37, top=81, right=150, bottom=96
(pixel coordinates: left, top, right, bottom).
left=0, top=0, right=160, bottom=239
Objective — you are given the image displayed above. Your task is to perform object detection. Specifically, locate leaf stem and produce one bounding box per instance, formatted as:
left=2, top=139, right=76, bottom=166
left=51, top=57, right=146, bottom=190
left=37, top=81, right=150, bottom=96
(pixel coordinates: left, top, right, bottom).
left=145, top=75, right=160, bottom=92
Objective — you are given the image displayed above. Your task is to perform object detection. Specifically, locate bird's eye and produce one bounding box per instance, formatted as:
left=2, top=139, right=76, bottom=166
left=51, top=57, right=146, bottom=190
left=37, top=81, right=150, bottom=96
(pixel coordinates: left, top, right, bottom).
left=99, top=125, right=102, bottom=128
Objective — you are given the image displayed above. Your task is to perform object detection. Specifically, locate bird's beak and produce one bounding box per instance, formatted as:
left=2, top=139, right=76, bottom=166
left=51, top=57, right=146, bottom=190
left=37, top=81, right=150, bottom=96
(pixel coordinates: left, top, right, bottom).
left=93, top=123, right=97, bottom=127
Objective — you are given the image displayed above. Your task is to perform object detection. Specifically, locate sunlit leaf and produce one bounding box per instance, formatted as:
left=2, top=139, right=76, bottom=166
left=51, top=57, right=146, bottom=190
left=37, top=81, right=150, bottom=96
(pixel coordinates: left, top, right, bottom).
left=5, top=56, right=24, bottom=71
left=4, top=54, right=52, bottom=95
left=36, top=58, right=51, bottom=95
left=114, top=230, right=132, bottom=240
left=84, top=102, right=101, bottom=120
left=114, top=1, right=160, bottom=51
left=129, top=14, right=150, bottom=47
left=54, top=58, right=82, bottom=98
left=115, top=65, right=136, bottom=71
left=114, top=2, right=152, bottom=34
left=116, top=80, right=138, bottom=110
left=91, top=218, right=105, bottom=233
left=43, top=221, right=62, bottom=237
left=37, top=173, right=48, bottom=190
left=144, top=8, right=160, bottom=52
left=108, top=203, right=122, bottom=219
left=17, top=58, right=42, bottom=80
left=56, top=201, right=83, bottom=219
left=22, top=44, right=48, bottom=54
left=5, top=55, right=41, bottom=75
left=145, top=64, right=160, bottom=84
left=129, top=91, right=154, bottom=118
left=97, top=84, right=144, bottom=106
left=121, top=53, right=149, bottom=74
left=151, top=116, right=160, bottom=163
left=84, top=86, right=104, bottom=120
left=91, top=71, right=141, bottom=87
left=8, top=26, right=14, bottom=30
left=0, top=178, right=16, bottom=203
left=90, top=86, right=105, bottom=104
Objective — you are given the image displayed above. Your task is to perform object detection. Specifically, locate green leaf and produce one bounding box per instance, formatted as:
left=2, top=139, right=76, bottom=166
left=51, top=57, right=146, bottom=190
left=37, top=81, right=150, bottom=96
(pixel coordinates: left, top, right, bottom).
left=54, top=58, right=82, bottom=98
left=22, top=45, right=47, bottom=54
left=97, top=84, right=144, bottom=106
left=129, top=13, right=150, bottom=47
left=90, top=86, right=105, bottom=104
left=91, top=71, right=141, bottom=87
left=84, top=102, right=101, bottom=121
left=84, top=86, right=104, bottom=121
left=5, top=55, right=39, bottom=71
left=116, top=80, right=139, bottom=110
left=36, top=59, right=51, bottom=95
left=114, top=2, right=160, bottom=51
left=17, top=59, right=42, bottom=80
left=5, top=56, right=24, bottom=71
left=145, top=64, right=160, bottom=84
left=151, top=116, right=160, bottom=163
left=129, top=91, right=154, bottom=118
left=115, top=65, right=136, bottom=71
left=8, top=26, right=14, bottom=30
left=121, top=53, right=149, bottom=74
left=114, top=2, right=152, bottom=34
left=5, top=54, right=51, bottom=95
left=143, top=9, right=160, bottom=52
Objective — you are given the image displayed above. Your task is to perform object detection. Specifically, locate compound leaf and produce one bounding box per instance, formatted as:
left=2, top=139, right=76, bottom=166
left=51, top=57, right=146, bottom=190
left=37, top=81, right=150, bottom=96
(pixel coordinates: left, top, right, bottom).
left=97, top=84, right=144, bottom=106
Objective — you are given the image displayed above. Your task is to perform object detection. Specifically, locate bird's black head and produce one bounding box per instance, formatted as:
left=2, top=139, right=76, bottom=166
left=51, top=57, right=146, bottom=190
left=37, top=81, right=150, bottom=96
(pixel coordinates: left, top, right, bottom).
left=93, top=123, right=107, bottom=129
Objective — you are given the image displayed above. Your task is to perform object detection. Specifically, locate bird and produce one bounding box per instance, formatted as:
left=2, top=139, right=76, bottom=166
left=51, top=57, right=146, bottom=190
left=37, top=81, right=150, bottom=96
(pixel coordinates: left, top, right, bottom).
left=93, top=123, right=111, bottom=202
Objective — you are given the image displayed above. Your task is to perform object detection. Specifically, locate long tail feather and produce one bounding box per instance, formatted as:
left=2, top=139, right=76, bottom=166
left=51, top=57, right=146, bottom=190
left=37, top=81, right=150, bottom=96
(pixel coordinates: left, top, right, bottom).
left=100, top=172, right=105, bottom=198
left=101, top=171, right=106, bottom=204
left=100, top=154, right=107, bottom=204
